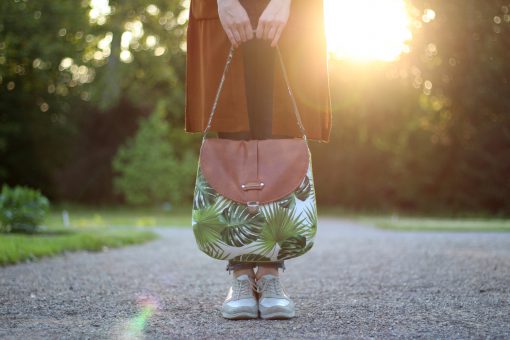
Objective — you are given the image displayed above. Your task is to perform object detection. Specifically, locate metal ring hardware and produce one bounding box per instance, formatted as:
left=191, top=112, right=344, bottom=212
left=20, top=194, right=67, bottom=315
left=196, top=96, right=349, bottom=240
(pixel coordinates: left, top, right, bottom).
left=247, top=201, right=260, bottom=214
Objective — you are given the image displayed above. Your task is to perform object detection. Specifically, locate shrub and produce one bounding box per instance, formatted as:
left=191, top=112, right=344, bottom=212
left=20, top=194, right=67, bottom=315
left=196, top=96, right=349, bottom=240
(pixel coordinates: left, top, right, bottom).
left=112, top=99, right=198, bottom=206
left=0, top=184, right=50, bottom=233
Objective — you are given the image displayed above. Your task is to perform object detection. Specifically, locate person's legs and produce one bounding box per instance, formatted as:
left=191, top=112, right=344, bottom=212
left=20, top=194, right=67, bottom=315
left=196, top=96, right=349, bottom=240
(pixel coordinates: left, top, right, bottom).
left=216, top=34, right=275, bottom=140
left=220, top=1, right=293, bottom=320
left=217, top=0, right=273, bottom=141
left=222, top=261, right=258, bottom=319
left=226, top=260, right=256, bottom=278
left=242, top=36, right=275, bottom=140
left=241, top=25, right=287, bottom=278
left=222, top=38, right=285, bottom=277
left=220, top=0, right=285, bottom=278
left=255, top=260, right=285, bottom=280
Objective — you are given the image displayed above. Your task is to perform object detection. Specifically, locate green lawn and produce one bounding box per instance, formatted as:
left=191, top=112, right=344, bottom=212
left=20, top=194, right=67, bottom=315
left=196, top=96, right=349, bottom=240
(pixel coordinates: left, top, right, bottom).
left=47, top=203, right=510, bottom=232
left=47, top=204, right=510, bottom=232
left=4, top=203, right=507, bottom=267
left=354, top=216, right=510, bottom=232
left=0, top=203, right=186, bottom=266
left=319, top=207, right=510, bottom=232
left=0, top=228, right=158, bottom=266
left=47, top=202, right=191, bottom=229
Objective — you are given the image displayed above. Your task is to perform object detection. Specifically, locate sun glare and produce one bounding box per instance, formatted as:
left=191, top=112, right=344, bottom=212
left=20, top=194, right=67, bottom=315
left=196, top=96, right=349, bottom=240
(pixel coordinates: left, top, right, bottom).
left=324, top=0, right=412, bottom=62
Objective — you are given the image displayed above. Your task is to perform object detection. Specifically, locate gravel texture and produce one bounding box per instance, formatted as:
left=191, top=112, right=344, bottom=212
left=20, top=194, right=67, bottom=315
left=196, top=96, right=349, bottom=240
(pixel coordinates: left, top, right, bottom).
left=1, top=218, right=509, bottom=339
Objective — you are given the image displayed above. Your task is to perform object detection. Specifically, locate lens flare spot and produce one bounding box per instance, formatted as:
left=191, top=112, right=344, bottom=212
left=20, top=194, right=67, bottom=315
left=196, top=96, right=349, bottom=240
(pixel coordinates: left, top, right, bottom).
left=112, top=293, right=160, bottom=339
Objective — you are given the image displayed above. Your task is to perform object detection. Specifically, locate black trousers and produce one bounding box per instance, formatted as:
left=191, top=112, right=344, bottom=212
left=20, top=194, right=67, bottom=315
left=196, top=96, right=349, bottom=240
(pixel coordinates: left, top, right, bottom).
left=218, top=38, right=274, bottom=140
left=220, top=7, right=286, bottom=274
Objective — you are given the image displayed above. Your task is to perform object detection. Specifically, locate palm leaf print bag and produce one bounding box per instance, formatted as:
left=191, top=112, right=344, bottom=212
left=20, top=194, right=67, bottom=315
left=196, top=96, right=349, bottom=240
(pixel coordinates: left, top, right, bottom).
left=192, top=43, right=318, bottom=263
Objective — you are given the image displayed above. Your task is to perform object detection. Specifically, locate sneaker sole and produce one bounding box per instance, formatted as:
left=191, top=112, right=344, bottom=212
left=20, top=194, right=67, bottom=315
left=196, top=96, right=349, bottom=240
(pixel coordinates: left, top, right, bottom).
left=221, top=311, right=259, bottom=320
left=260, top=309, right=295, bottom=320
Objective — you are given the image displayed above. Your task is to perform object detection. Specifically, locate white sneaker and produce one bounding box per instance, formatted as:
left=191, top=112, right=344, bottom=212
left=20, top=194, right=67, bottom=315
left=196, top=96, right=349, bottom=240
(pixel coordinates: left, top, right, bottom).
left=221, top=274, right=259, bottom=319
left=256, top=274, right=295, bottom=319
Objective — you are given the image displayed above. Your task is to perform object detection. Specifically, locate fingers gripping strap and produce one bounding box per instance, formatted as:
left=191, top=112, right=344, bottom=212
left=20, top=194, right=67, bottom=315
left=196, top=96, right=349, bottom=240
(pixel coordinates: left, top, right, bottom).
left=202, top=42, right=308, bottom=142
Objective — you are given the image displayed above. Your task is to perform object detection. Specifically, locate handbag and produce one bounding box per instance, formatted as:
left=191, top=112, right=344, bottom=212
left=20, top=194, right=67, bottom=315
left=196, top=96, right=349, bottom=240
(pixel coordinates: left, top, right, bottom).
left=192, top=43, right=318, bottom=263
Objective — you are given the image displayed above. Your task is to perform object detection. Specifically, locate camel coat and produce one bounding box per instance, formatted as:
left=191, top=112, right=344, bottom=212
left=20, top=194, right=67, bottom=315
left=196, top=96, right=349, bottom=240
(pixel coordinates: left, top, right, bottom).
left=185, top=0, right=332, bottom=142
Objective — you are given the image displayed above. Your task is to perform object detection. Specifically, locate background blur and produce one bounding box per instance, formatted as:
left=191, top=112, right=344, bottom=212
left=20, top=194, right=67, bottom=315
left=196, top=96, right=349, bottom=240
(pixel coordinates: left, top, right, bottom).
left=1, top=0, right=509, bottom=216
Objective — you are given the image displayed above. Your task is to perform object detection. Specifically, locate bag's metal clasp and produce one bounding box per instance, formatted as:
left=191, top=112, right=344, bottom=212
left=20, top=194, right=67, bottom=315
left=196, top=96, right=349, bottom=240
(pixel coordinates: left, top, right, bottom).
left=247, top=201, right=260, bottom=214
left=241, top=182, right=265, bottom=191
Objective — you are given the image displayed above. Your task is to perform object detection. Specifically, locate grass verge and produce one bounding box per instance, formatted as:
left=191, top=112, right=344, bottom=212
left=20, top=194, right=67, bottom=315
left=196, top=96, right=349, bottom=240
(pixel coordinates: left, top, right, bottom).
left=319, top=207, right=510, bottom=232
left=46, top=203, right=510, bottom=233
left=362, top=217, right=510, bottom=232
left=47, top=202, right=191, bottom=228
left=0, top=228, right=158, bottom=266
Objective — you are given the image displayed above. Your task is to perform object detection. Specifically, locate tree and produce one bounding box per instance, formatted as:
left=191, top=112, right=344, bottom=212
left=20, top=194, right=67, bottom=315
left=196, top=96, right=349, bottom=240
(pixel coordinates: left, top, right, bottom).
left=0, top=0, right=190, bottom=202
left=112, top=99, right=198, bottom=206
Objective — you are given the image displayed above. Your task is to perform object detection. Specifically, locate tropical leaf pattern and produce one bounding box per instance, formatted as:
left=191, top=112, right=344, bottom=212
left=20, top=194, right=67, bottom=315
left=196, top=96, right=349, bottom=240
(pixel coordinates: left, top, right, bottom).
left=277, top=235, right=307, bottom=260
left=220, top=203, right=265, bottom=247
left=231, top=254, right=272, bottom=262
left=278, top=193, right=296, bottom=209
left=192, top=158, right=317, bottom=263
left=295, top=176, right=311, bottom=201
left=193, top=170, right=217, bottom=210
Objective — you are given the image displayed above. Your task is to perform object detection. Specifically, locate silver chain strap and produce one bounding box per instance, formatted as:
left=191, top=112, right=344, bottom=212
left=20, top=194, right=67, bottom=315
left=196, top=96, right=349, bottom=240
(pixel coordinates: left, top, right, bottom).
left=202, top=41, right=308, bottom=143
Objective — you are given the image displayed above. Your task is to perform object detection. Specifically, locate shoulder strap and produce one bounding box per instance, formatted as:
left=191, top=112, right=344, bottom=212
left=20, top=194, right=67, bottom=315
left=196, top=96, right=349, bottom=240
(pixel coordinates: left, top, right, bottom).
left=202, top=42, right=308, bottom=142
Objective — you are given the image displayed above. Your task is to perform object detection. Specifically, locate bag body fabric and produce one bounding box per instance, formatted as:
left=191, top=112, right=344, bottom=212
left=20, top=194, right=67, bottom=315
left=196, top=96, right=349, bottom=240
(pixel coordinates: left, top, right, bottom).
left=192, top=138, right=317, bottom=263
left=191, top=44, right=318, bottom=263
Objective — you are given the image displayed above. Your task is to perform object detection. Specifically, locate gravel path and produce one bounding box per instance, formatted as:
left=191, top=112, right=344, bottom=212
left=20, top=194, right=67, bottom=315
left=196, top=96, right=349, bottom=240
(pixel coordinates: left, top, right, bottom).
left=1, top=218, right=509, bottom=339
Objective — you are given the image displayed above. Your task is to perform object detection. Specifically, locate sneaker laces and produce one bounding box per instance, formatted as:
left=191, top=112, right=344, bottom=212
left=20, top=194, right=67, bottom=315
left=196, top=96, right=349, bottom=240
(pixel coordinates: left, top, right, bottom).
left=256, top=276, right=285, bottom=297
left=233, top=276, right=257, bottom=300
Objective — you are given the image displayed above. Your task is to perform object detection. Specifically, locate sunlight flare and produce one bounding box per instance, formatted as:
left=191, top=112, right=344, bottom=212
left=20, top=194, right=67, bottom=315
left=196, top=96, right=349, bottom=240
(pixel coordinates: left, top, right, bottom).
left=324, top=0, right=412, bottom=62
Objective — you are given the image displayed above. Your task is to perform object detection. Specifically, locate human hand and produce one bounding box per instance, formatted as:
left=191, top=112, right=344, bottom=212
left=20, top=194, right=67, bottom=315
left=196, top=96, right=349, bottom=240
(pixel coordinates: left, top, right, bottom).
left=256, top=0, right=291, bottom=47
left=217, top=0, right=254, bottom=48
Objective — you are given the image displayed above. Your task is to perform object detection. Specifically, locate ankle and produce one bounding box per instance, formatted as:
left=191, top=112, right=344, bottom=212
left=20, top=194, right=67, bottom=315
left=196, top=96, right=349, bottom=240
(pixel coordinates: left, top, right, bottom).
left=255, top=265, right=279, bottom=280
left=233, top=268, right=255, bottom=279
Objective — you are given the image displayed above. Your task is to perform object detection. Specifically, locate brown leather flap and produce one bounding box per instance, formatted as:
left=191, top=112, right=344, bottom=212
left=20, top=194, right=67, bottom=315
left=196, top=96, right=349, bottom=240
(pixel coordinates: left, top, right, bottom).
left=199, top=138, right=309, bottom=204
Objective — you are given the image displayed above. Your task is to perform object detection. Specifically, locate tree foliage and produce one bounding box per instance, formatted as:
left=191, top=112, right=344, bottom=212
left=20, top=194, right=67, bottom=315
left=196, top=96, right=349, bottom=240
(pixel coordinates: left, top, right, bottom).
left=0, top=0, right=190, bottom=201
left=312, top=0, right=510, bottom=215
left=1, top=0, right=509, bottom=213
left=112, top=99, right=197, bottom=205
